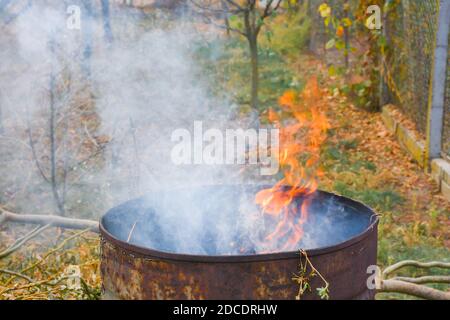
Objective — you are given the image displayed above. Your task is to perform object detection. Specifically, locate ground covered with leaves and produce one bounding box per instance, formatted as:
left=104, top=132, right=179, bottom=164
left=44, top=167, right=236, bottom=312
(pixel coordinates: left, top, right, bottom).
left=293, top=55, right=449, bottom=299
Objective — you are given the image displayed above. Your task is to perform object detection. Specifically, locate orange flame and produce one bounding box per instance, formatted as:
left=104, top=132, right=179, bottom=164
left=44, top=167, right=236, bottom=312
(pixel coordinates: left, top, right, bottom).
left=255, top=77, right=329, bottom=252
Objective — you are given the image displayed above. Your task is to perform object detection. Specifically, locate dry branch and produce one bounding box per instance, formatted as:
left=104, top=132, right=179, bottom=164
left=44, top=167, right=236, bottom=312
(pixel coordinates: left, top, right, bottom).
left=0, top=224, right=50, bottom=259
left=379, top=260, right=450, bottom=300
left=0, top=208, right=99, bottom=233
left=0, top=269, right=34, bottom=283
left=379, top=279, right=450, bottom=300
left=1, top=228, right=91, bottom=289
left=383, top=260, right=450, bottom=276
left=392, top=276, right=450, bottom=285
left=1, top=276, right=69, bottom=295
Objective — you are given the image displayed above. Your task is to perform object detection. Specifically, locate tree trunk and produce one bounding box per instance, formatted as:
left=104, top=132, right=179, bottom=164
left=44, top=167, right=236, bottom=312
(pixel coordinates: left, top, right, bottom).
left=344, top=27, right=350, bottom=69
left=343, top=1, right=350, bottom=69
left=81, top=0, right=93, bottom=78
left=101, top=0, right=114, bottom=44
left=379, top=9, right=390, bottom=108
left=248, top=34, right=259, bottom=110
left=224, top=16, right=231, bottom=37
left=48, top=41, right=65, bottom=217
left=0, top=89, right=3, bottom=135
left=221, top=0, right=231, bottom=37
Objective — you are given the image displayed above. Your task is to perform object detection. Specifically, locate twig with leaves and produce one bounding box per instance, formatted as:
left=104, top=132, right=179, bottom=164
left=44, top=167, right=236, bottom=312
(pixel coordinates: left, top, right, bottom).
left=292, top=249, right=329, bottom=300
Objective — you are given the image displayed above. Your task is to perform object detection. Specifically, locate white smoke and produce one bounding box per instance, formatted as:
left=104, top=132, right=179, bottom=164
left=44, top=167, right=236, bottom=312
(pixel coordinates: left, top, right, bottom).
left=0, top=2, right=371, bottom=255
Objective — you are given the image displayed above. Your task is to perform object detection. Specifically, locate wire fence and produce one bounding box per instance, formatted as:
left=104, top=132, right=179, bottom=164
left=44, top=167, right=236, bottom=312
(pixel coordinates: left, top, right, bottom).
left=444, top=31, right=450, bottom=158
left=308, top=0, right=449, bottom=159
left=385, top=1, right=438, bottom=135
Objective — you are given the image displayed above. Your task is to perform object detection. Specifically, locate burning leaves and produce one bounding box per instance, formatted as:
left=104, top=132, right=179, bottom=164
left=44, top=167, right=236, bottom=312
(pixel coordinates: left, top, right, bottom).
left=256, top=78, right=329, bottom=252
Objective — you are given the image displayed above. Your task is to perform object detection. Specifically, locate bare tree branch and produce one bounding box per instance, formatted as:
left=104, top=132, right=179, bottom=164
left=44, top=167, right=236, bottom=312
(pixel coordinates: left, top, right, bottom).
left=26, top=124, right=50, bottom=183
left=383, top=260, right=450, bottom=277
left=261, top=0, right=275, bottom=19
left=256, top=0, right=282, bottom=34
left=224, top=0, right=244, bottom=11
left=0, top=269, right=34, bottom=282
left=0, top=208, right=99, bottom=233
left=200, top=11, right=248, bottom=37
left=392, top=276, right=450, bottom=285
left=1, top=228, right=90, bottom=289
left=379, top=279, right=450, bottom=300
left=0, top=224, right=50, bottom=259
left=190, top=0, right=243, bottom=15
left=378, top=260, right=450, bottom=300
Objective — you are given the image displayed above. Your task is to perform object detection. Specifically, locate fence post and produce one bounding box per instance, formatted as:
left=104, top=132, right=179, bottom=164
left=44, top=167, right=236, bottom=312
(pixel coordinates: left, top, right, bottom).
left=379, top=5, right=390, bottom=108
left=426, top=0, right=450, bottom=163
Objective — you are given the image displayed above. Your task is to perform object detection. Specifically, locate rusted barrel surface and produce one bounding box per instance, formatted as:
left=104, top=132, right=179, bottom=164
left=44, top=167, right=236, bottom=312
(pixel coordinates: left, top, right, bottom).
left=100, top=187, right=378, bottom=300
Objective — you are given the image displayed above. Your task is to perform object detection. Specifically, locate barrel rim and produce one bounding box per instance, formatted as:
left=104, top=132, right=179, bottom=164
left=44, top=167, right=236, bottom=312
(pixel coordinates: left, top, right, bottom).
left=100, top=187, right=379, bottom=263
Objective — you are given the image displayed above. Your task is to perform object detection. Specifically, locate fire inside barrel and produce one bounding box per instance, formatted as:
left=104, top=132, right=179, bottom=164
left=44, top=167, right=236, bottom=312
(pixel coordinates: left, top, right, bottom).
left=255, top=78, right=330, bottom=252
left=100, top=185, right=378, bottom=300
left=100, top=79, right=378, bottom=300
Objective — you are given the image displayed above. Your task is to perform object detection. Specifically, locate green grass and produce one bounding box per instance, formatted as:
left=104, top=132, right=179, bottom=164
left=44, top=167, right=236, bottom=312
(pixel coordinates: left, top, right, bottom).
left=322, top=143, right=377, bottom=173
left=333, top=181, right=403, bottom=211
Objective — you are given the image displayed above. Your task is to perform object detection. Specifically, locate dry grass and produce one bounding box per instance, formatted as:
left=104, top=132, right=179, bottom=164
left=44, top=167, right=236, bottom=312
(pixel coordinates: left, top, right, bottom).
left=0, top=226, right=101, bottom=300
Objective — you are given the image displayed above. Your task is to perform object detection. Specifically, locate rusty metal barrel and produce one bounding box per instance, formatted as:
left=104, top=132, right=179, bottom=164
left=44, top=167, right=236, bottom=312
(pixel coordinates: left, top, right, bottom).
left=100, top=186, right=378, bottom=300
